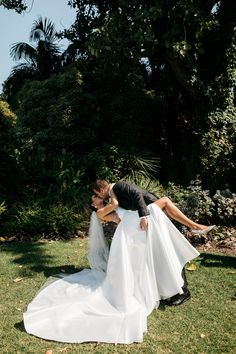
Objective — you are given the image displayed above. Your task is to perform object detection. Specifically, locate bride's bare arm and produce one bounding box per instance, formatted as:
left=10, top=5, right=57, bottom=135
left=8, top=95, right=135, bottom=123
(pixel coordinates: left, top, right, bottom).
left=96, top=198, right=119, bottom=221
left=101, top=211, right=120, bottom=224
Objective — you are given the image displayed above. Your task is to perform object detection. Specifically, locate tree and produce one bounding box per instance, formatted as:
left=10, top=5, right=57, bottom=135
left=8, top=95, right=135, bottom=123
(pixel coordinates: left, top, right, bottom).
left=61, top=0, right=236, bottom=188
left=3, top=16, right=66, bottom=105
left=0, top=100, right=18, bottom=201
left=3, top=0, right=235, bottom=193
left=0, top=0, right=27, bottom=13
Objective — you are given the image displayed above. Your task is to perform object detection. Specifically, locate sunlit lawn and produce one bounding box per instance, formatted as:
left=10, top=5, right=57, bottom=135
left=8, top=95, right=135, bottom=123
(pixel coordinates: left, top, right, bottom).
left=0, top=238, right=235, bottom=354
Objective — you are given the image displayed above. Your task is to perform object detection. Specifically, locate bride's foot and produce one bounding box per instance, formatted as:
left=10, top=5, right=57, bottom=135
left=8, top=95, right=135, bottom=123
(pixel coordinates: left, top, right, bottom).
left=191, top=225, right=216, bottom=235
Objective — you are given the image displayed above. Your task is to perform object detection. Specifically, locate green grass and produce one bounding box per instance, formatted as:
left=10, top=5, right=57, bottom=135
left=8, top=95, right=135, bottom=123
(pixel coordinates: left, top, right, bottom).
left=0, top=239, right=235, bottom=354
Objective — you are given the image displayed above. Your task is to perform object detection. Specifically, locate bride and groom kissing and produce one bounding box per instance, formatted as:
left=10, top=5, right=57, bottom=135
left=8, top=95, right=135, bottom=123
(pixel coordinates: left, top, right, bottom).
left=23, top=178, right=214, bottom=344
left=90, top=179, right=214, bottom=307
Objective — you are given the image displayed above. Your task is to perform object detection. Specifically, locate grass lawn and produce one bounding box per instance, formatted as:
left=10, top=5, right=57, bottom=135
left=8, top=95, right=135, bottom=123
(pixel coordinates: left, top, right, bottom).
left=0, top=238, right=235, bottom=354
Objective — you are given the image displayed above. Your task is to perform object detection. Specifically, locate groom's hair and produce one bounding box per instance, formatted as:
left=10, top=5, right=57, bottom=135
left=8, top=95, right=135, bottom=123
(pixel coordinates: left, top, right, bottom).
left=90, top=179, right=109, bottom=192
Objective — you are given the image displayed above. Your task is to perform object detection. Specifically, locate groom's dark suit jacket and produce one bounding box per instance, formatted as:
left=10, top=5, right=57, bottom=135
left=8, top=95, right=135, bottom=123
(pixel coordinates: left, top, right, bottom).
left=112, top=181, right=159, bottom=217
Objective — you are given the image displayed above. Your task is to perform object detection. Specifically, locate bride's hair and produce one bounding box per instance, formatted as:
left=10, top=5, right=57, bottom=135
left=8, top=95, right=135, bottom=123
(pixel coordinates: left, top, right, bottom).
left=88, top=196, right=97, bottom=212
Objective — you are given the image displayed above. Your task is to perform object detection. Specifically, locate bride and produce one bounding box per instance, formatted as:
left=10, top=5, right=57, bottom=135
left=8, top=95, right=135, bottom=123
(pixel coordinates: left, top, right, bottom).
left=23, top=196, right=200, bottom=344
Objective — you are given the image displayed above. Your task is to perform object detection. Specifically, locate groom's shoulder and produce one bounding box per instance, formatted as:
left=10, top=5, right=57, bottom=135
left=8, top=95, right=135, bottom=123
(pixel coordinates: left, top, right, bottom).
left=115, top=180, right=140, bottom=191
left=114, top=180, right=131, bottom=191
left=114, top=180, right=127, bottom=188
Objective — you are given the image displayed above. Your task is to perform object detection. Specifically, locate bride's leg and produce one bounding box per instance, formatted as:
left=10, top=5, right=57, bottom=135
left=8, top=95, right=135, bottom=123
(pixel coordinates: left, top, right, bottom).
left=154, top=197, right=209, bottom=230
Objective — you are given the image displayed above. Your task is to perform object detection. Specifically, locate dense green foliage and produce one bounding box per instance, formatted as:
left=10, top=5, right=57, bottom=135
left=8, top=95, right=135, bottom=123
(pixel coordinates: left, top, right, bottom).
left=0, top=1, right=235, bottom=236
left=61, top=0, right=236, bottom=186
left=4, top=16, right=71, bottom=108
left=0, top=100, right=19, bottom=201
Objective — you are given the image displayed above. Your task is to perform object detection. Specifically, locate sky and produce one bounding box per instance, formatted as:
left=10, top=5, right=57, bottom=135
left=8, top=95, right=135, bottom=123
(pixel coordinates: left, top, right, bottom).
left=0, top=0, right=76, bottom=93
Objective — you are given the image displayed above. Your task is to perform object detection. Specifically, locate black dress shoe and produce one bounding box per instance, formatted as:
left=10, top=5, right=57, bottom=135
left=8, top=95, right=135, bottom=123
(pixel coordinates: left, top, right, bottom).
left=165, top=289, right=191, bottom=306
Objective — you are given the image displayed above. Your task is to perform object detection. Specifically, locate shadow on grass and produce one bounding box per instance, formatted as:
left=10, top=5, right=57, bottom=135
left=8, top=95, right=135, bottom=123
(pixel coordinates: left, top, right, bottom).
left=0, top=241, right=85, bottom=277
left=34, top=265, right=84, bottom=278
left=14, top=321, right=25, bottom=333
left=1, top=241, right=51, bottom=267
left=198, top=251, right=236, bottom=269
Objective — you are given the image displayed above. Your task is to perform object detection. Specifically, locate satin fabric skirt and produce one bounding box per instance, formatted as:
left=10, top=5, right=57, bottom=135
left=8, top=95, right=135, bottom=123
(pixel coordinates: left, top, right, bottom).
left=23, top=204, right=199, bottom=344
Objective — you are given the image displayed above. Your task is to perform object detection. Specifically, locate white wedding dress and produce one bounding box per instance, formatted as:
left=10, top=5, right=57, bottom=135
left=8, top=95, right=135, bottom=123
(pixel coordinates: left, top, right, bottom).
left=23, top=204, right=200, bottom=344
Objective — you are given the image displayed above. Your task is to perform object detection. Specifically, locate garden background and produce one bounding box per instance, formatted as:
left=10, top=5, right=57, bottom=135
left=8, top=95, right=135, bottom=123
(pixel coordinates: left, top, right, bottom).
left=0, top=1, right=235, bottom=353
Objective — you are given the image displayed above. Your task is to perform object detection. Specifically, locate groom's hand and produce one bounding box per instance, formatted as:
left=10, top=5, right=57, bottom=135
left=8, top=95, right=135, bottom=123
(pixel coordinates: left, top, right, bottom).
left=140, top=216, right=148, bottom=231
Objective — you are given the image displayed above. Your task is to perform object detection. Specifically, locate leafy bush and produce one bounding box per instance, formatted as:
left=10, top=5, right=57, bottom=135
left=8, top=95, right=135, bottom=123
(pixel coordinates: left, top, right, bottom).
left=177, top=180, right=215, bottom=224
left=212, top=189, right=236, bottom=225
left=0, top=100, right=19, bottom=201
left=200, top=103, right=236, bottom=191
left=0, top=201, right=7, bottom=227
left=4, top=203, right=47, bottom=237
left=163, top=182, right=190, bottom=204
left=2, top=202, right=84, bottom=239
left=164, top=180, right=236, bottom=226
left=45, top=204, right=82, bottom=236
left=0, top=201, right=7, bottom=215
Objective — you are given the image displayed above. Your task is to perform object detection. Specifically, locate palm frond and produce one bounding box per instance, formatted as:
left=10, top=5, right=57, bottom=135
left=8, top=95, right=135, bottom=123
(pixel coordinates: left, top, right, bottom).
left=4, top=63, right=38, bottom=97
left=10, top=42, right=36, bottom=62
left=9, top=63, right=38, bottom=78
left=7, top=16, right=66, bottom=85
left=125, top=176, right=163, bottom=197
left=120, top=154, right=160, bottom=184
left=31, top=28, right=44, bottom=42
left=30, top=16, right=58, bottom=43
left=43, top=41, right=62, bottom=57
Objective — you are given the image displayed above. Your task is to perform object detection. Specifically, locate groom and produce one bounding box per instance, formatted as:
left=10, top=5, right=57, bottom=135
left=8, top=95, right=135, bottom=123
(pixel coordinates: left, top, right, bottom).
left=90, top=178, right=191, bottom=306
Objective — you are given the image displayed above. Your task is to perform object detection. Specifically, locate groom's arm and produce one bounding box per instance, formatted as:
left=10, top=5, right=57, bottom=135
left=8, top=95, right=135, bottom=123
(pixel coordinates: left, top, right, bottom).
left=122, top=182, right=150, bottom=231
left=129, top=187, right=149, bottom=217
left=113, top=181, right=149, bottom=217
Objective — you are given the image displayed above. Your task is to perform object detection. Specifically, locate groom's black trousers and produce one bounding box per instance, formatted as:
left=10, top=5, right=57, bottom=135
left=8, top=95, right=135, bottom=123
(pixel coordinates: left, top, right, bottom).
left=181, top=268, right=188, bottom=290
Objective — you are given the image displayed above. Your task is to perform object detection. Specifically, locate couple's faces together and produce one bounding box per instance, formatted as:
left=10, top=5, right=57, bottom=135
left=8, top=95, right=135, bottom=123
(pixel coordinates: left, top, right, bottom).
left=93, top=187, right=108, bottom=200
left=91, top=188, right=107, bottom=209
